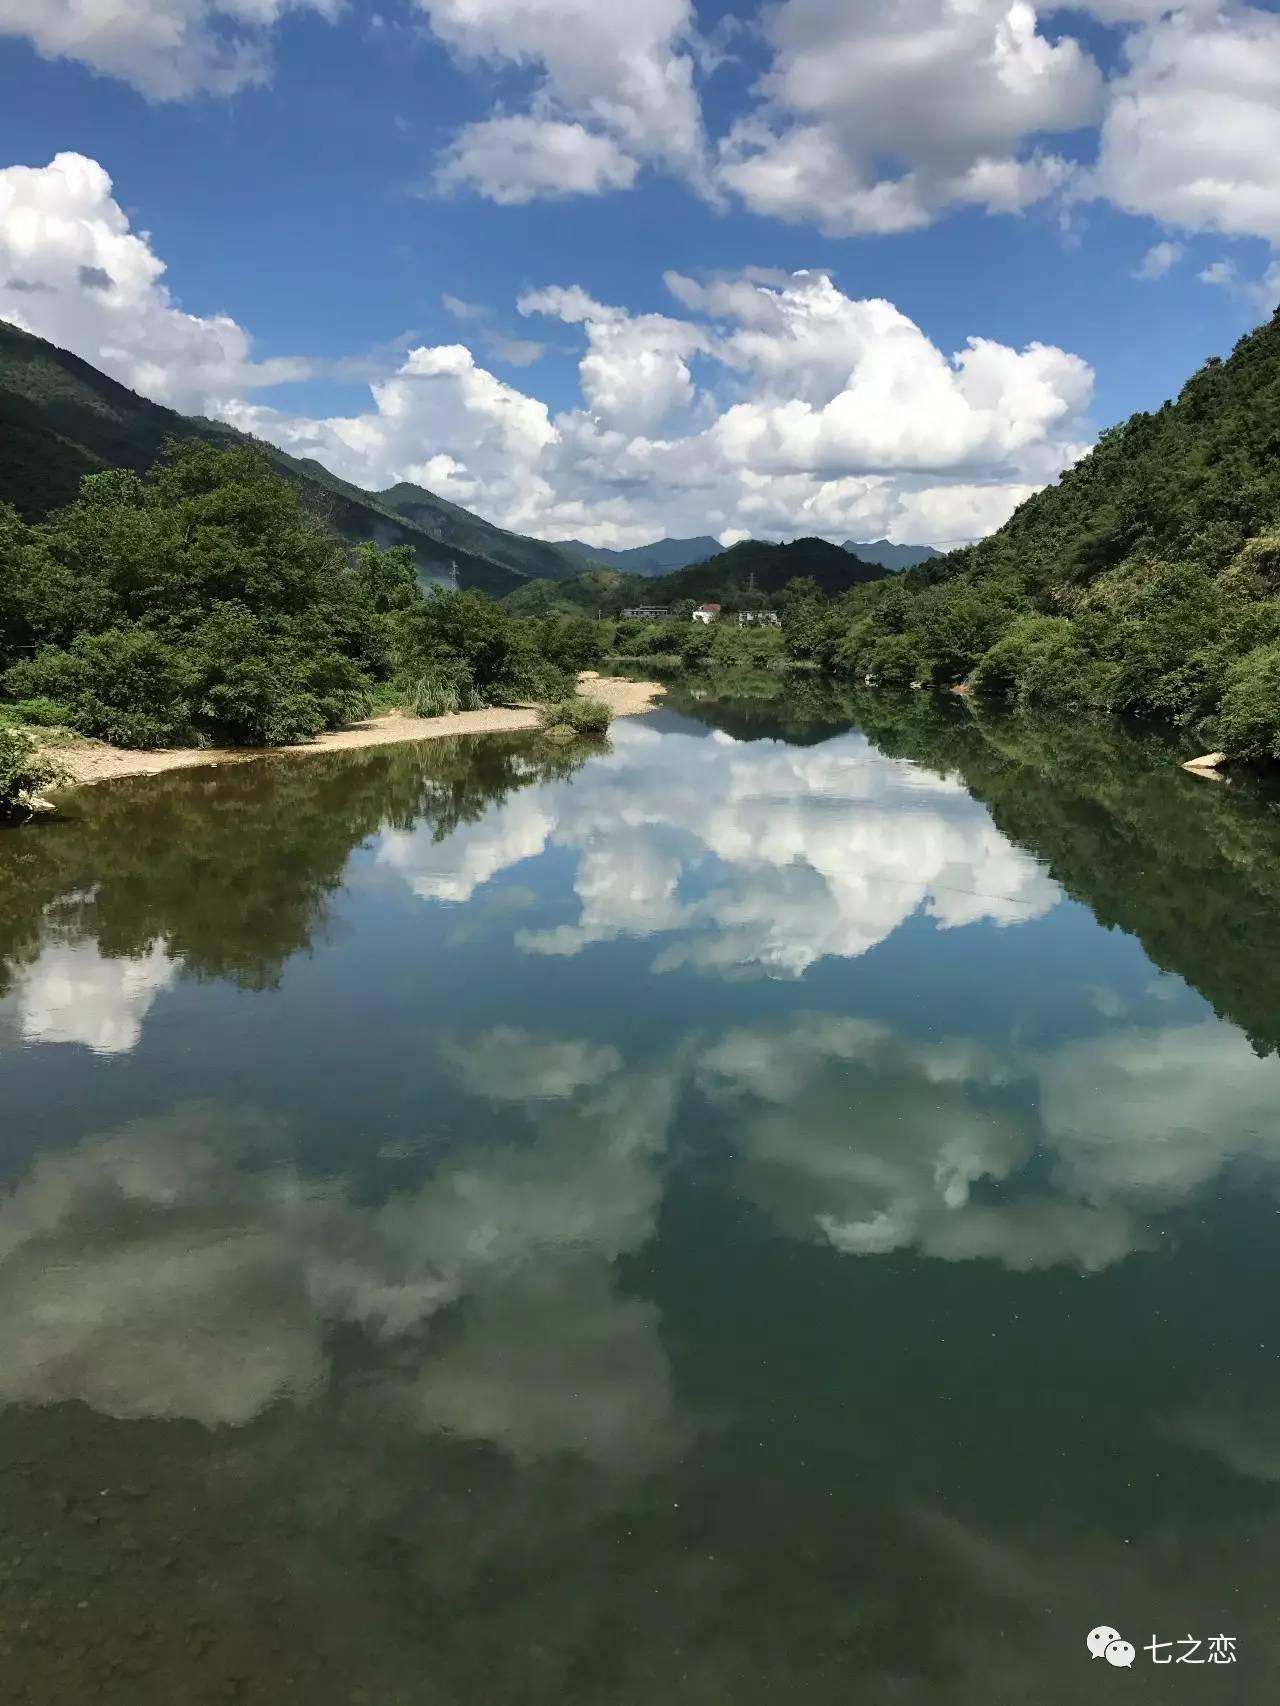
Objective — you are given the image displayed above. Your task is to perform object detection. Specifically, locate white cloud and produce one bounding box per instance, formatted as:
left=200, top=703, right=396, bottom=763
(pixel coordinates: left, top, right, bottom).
left=698, top=1014, right=1140, bottom=1273
left=437, top=116, right=639, bottom=204
left=3, top=158, right=1095, bottom=548
left=1134, top=239, right=1184, bottom=280
left=11, top=938, right=177, bottom=1054
left=696, top=1006, right=1280, bottom=1276
left=715, top=0, right=1098, bottom=235
left=420, top=0, right=706, bottom=201
left=0, top=153, right=310, bottom=413
left=1200, top=259, right=1238, bottom=289
left=1038, top=1020, right=1280, bottom=1209
left=520, top=284, right=710, bottom=434
left=1093, top=3, right=1280, bottom=245
left=227, top=265, right=1092, bottom=548
left=0, top=0, right=337, bottom=100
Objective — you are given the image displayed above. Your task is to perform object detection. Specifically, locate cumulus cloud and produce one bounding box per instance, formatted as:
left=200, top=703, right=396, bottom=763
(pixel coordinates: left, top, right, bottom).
left=414, top=0, right=1280, bottom=262
left=420, top=0, right=706, bottom=200
left=378, top=719, right=1060, bottom=978
left=1092, top=2, right=1280, bottom=244
left=223, top=264, right=1093, bottom=549
left=0, top=157, right=1097, bottom=548
left=437, top=116, right=639, bottom=204
left=716, top=0, right=1098, bottom=235
left=0, top=0, right=338, bottom=100
left=440, top=1026, right=622, bottom=1101
left=1199, top=254, right=1280, bottom=314
left=0, top=153, right=311, bottom=413
left=697, top=1014, right=1141, bottom=1273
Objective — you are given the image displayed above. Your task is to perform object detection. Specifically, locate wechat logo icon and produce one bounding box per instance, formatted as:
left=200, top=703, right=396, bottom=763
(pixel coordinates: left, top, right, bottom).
left=1087, top=1626, right=1135, bottom=1668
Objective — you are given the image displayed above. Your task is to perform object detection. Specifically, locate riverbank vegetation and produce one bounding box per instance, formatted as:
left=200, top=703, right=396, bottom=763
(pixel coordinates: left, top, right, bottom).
left=539, top=696, right=613, bottom=740
left=0, top=441, right=612, bottom=752
left=0, top=727, right=66, bottom=821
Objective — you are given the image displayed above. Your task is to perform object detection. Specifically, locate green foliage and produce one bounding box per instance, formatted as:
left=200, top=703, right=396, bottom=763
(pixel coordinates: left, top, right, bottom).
left=678, top=623, right=717, bottom=665
left=1, top=441, right=388, bottom=748
left=390, top=585, right=574, bottom=712
left=535, top=613, right=606, bottom=673
left=351, top=542, right=422, bottom=614
left=0, top=696, right=72, bottom=728
left=539, top=697, right=613, bottom=736
left=399, top=661, right=485, bottom=718
left=1217, top=644, right=1280, bottom=760
left=0, top=444, right=603, bottom=751
left=0, top=735, right=597, bottom=996
left=0, top=727, right=66, bottom=821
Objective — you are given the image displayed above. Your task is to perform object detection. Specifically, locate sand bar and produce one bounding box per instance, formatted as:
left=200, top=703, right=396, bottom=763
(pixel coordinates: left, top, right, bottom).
left=43, top=674, right=665, bottom=788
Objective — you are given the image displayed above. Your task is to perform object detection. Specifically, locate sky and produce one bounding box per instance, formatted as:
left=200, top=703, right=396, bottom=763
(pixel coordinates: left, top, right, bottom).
left=0, top=1, right=1277, bottom=550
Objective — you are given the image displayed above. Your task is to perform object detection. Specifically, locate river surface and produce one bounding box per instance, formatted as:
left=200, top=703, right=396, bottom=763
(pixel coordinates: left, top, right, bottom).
left=3, top=680, right=1280, bottom=1704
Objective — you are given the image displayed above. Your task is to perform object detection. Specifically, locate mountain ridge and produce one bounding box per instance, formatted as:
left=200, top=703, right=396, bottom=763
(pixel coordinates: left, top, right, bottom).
left=843, top=539, right=942, bottom=571
left=0, top=321, right=547, bottom=597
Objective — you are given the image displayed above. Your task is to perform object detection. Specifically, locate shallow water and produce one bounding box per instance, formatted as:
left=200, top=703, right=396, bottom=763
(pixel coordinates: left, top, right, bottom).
left=2, top=685, right=1280, bottom=1704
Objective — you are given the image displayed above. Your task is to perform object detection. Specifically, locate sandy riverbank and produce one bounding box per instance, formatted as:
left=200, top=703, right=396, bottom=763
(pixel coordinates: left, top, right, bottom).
left=45, top=674, right=665, bottom=788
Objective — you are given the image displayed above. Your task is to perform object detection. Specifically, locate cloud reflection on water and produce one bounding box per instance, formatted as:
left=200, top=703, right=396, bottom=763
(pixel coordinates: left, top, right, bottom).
left=379, top=722, right=1060, bottom=977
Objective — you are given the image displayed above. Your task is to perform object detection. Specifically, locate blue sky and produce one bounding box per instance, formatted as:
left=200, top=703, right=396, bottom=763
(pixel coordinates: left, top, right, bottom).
left=0, top=1, right=1277, bottom=548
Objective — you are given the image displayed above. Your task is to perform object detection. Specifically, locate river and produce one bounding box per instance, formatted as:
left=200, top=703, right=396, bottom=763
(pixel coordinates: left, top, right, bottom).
left=2, top=679, right=1278, bottom=1704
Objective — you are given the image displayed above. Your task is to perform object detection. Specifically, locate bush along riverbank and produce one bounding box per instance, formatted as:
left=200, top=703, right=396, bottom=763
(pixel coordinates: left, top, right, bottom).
left=0, top=440, right=627, bottom=752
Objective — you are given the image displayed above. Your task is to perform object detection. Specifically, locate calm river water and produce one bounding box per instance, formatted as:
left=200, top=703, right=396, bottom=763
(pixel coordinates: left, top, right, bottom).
left=2, top=680, right=1280, bottom=1704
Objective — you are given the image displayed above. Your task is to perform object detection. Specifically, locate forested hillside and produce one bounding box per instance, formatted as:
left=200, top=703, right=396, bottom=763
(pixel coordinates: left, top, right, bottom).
left=504, top=536, right=887, bottom=616
left=376, top=482, right=587, bottom=583
left=803, top=309, right=1280, bottom=758
left=0, top=323, right=540, bottom=597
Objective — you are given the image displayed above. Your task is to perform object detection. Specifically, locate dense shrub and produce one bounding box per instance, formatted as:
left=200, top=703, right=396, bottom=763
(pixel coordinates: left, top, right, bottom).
left=1216, top=644, right=1280, bottom=760
left=539, top=697, right=613, bottom=736
left=0, top=728, right=66, bottom=821
left=0, top=441, right=590, bottom=752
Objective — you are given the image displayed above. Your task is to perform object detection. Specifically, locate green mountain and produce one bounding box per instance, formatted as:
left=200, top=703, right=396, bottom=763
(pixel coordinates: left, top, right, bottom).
left=646, top=537, right=887, bottom=605
left=827, top=308, right=1280, bottom=759
left=0, top=321, right=534, bottom=597
left=843, top=539, right=941, bottom=571
left=556, top=535, right=724, bottom=575
left=376, top=482, right=587, bottom=582
left=503, top=536, right=888, bottom=616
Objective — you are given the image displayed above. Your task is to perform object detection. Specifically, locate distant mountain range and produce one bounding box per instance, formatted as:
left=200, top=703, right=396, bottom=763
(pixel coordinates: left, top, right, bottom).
left=842, top=539, right=942, bottom=571
left=555, top=535, right=724, bottom=576
left=558, top=533, right=943, bottom=577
